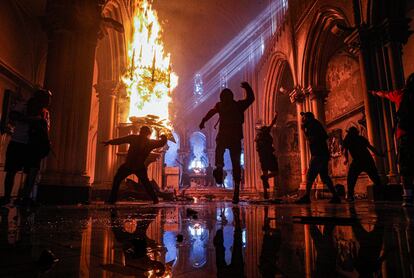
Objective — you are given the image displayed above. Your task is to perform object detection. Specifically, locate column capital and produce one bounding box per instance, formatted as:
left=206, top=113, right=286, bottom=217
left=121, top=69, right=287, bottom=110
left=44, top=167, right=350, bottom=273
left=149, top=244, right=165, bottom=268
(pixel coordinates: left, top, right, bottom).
left=94, top=80, right=119, bottom=98
left=43, top=0, right=105, bottom=40
left=344, top=18, right=413, bottom=54
left=289, top=86, right=306, bottom=103
left=380, top=18, right=412, bottom=45
left=306, top=86, right=328, bottom=101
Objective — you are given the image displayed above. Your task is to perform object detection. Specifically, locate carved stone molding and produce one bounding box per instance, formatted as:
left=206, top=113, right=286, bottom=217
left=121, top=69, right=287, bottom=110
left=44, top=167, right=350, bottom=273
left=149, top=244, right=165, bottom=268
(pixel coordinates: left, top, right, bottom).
left=289, top=86, right=305, bottom=103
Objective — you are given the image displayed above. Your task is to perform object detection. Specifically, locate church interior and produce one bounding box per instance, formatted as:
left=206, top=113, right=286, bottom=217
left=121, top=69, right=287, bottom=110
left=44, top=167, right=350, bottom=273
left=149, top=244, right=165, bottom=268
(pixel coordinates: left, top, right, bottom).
left=1, top=0, right=414, bottom=277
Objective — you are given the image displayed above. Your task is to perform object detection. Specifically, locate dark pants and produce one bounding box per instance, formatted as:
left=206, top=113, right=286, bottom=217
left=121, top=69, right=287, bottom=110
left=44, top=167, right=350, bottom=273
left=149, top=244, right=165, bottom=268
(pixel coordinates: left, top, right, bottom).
left=347, top=160, right=381, bottom=196
left=215, top=139, right=242, bottom=184
left=108, top=164, right=157, bottom=203
left=305, top=155, right=337, bottom=196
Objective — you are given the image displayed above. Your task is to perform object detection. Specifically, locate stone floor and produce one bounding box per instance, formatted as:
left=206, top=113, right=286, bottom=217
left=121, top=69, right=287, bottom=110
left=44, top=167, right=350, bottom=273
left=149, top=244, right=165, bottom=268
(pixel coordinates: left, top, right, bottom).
left=0, top=200, right=413, bottom=277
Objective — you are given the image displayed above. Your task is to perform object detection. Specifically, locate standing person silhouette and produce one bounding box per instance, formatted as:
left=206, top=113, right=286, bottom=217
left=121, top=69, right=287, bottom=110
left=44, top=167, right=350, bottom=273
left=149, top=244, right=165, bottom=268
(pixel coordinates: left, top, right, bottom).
left=0, top=89, right=51, bottom=207
left=103, top=126, right=167, bottom=204
left=295, top=112, right=341, bottom=204
left=256, top=112, right=279, bottom=199
left=199, top=82, right=255, bottom=204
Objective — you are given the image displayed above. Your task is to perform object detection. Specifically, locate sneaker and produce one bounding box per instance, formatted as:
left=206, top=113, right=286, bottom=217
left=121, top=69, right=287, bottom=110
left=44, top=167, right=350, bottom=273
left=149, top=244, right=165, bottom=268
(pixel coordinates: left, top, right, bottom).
left=295, top=195, right=311, bottom=204
left=329, top=196, right=341, bottom=204
left=213, top=168, right=224, bottom=185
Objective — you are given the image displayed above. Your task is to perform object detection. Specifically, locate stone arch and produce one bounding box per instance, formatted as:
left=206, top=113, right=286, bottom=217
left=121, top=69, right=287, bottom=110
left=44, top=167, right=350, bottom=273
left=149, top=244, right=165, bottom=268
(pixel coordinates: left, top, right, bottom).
left=302, top=6, right=351, bottom=90
left=262, top=54, right=299, bottom=195
left=262, top=52, right=293, bottom=124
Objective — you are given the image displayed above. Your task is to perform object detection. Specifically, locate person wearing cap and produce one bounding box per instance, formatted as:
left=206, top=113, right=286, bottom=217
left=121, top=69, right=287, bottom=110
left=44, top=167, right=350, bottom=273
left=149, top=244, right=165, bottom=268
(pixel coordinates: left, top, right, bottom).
left=1, top=89, right=51, bottom=207
left=371, top=72, right=414, bottom=207
left=103, top=126, right=168, bottom=204
left=342, top=127, right=384, bottom=202
left=295, top=112, right=341, bottom=204
left=255, top=112, right=279, bottom=199
left=199, top=82, right=255, bottom=204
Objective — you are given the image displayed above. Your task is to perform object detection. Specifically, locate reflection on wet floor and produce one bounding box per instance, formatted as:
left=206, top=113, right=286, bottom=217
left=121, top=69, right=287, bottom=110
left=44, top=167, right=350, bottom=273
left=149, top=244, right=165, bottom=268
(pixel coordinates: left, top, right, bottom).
left=0, top=202, right=414, bottom=277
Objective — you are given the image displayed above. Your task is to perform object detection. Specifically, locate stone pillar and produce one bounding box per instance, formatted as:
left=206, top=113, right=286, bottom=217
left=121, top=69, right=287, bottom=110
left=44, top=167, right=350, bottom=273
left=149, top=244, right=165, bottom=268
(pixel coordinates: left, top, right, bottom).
left=290, top=88, right=307, bottom=190
left=93, top=81, right=117, bottom=189
left=345, top=28, right=387, bottom=180
left=38, top=0, right=104, bottom=204
left=308, top=86, right=327, bottom=125
left=383, top=18, right=411, bottom=183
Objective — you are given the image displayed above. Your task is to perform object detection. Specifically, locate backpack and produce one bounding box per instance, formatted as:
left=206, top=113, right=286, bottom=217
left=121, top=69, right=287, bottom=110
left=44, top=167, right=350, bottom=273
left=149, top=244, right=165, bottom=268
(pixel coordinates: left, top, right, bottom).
left=397, top=90, right=414, bottom=134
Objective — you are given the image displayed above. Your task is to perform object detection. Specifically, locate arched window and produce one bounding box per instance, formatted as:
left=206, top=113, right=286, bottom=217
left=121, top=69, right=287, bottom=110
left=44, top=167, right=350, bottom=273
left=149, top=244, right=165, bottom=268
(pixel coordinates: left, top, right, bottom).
left=189, top=132, right=208, bottom=173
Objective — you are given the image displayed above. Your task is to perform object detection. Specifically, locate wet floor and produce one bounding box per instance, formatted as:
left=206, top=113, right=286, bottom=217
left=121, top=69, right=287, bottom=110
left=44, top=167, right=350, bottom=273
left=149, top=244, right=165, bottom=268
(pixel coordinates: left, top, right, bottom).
left=1, top=201, right=414, bottom=277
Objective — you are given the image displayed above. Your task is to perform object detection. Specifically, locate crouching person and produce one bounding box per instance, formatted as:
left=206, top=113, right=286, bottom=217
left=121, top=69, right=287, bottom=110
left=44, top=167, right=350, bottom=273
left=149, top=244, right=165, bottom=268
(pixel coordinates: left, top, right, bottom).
left=103, top=126, right=167, bottom=204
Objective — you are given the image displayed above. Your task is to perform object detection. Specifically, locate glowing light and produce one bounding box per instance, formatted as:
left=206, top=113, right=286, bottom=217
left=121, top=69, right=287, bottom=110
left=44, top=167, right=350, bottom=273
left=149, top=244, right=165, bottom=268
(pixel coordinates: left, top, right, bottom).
left=122, top=0, right=178, bottom=129
left=182, top=0, right=287, bottom=113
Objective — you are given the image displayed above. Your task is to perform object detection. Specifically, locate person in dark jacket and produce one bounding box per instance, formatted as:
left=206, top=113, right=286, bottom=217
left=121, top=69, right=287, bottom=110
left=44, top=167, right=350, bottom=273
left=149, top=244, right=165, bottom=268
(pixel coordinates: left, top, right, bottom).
left=104, top=126, right=167, bottom=204
left=295, top=112, right=341, bottom=204
left=342, top=127, right=384, bottom=202
left=0, top=89, right=51, bottom=207
left=199, top=82, right=255, bottom=204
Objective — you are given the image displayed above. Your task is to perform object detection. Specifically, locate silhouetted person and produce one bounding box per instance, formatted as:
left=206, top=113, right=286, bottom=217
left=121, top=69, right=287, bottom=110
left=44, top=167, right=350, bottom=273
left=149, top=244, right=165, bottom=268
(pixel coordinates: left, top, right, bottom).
left=199, top=82, right=255, bottom=204
left=0, top=89, right=51, bottom=207
left=371, top=73, right=414, bottom=207
left=342, top=127, right=384, bottom=202
left=259, top=207, right=281, bottom=277
left=310, top=224, right=337, bottom=277
left=205, top=163, right=214, bottom=187
left=104, top=126, right=167, bottom=204
left=256, top=112, right=279, bottom=199
left=214, top=207, right=244, bottom=277
left=295, top=112, right=341, bottom=204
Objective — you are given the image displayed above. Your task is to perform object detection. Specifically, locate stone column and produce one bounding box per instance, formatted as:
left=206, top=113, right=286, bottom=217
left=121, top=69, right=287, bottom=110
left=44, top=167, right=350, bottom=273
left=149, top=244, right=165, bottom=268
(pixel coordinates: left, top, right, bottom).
left=308, top=86, right=327, bottom=125
left=93, top=81, right=117, bottom=189
left=290, top=88, right=307, bottom=190
left=383, top=18, right=411, bottom=183
left=345, top=28, right=387, bottom=180
left=38, top=0, right=104, bottom=204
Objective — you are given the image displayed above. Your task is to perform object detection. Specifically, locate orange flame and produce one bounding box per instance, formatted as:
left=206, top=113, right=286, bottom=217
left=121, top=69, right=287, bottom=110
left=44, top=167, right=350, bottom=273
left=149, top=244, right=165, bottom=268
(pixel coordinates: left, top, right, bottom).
left=123, top=0, right=178, bottom=129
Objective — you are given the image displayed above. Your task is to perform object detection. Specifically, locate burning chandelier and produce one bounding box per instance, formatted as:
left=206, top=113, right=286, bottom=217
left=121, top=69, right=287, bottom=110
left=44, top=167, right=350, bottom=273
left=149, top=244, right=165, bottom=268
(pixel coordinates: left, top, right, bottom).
left=122, top=0, right=178, bottom=137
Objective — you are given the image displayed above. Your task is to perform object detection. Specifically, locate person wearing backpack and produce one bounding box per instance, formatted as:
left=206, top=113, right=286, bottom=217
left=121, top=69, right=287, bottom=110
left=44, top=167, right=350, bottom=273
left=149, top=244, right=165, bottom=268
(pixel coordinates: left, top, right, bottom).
left=371, top=73, right=414, bottom=207
left=199, top=82, right=255, bottom=204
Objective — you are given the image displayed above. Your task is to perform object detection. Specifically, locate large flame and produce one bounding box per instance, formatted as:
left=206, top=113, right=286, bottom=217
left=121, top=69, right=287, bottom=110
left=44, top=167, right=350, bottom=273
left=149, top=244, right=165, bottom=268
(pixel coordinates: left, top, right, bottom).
left=123, top=0, right=178, bottom=129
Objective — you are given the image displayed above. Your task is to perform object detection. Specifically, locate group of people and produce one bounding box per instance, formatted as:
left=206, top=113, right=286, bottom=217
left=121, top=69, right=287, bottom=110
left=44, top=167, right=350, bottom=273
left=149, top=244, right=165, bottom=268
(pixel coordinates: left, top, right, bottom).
left=2, top=73, right=412, bottom=207
left=0, top=89, right=51, bottom=207
left=198, top=73, right=414, bottom=206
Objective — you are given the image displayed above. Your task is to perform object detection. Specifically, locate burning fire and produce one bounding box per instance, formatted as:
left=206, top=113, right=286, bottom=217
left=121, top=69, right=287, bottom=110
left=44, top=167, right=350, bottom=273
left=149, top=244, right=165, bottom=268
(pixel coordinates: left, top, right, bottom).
left=123, top=0, right=178, bottom=130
